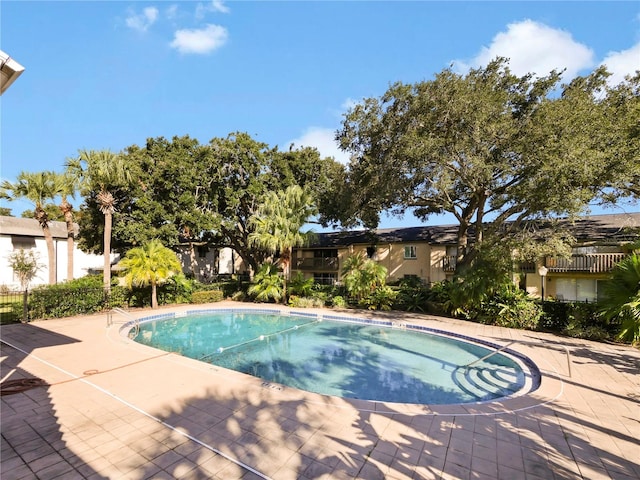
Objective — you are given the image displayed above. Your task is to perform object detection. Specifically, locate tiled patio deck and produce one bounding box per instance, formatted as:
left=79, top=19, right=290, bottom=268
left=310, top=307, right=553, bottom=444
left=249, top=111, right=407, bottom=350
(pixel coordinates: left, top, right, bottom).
left=1, top=302, right=639, bottom=479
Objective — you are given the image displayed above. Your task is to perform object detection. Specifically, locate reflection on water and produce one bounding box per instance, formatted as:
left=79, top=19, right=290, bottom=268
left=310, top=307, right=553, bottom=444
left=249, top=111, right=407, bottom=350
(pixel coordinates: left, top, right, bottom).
left=135, top=312, right=528, bottom=405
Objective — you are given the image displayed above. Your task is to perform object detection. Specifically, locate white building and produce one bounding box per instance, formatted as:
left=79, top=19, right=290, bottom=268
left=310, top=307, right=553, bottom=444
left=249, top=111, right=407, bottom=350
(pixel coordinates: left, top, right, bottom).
left=0, top=216, right=105, bottom=289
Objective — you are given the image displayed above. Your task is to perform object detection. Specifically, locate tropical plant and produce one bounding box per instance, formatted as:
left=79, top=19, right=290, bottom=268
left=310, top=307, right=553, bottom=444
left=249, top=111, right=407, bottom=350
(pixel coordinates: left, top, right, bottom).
left=7, top=249, right=42, bottom=290
left=341, top=252, right=388, bottom=301
left=1, top=171, right=60, bottom=284
left=119, top=239, right=182, bottom=309
left=288, top=271, right=314, bottom=297
left=248, top=185, right=317, bottom=302
left=248, top=262, right=283, bottom=303
left=67, top=149, right=132, bottom=291
left=600, top=254, right=640, bottom=344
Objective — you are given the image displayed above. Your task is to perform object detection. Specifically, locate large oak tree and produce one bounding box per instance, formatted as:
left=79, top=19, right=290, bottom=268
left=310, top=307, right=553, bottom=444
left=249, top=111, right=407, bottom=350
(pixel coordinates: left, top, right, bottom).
left=336, top=58, right=639, bottom=270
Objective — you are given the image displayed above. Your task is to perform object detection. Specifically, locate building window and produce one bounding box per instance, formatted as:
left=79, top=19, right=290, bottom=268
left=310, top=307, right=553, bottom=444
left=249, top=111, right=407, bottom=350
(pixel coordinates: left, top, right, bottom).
left=11, top=235, right=36, bottom=250
left=197, top=245, right=208, bottom=258
left=555, top=278, right=601, bottom=302
left=314, top=273, right=336, bottom=285
left=404, top=245, right=417, bottom=259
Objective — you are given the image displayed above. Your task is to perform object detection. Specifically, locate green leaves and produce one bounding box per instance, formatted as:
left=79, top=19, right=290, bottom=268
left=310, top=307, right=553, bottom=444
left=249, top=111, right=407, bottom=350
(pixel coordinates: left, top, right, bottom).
left=600, top=254, right=640, bottom=344
left=119, top=239, right=182, bottom=309
left=336, top=58, right=637, bottom=271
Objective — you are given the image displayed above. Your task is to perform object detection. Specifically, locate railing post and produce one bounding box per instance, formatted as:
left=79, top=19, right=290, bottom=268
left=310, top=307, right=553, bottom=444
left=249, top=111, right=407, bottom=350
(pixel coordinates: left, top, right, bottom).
left=22, top=289, right=28, bottom=323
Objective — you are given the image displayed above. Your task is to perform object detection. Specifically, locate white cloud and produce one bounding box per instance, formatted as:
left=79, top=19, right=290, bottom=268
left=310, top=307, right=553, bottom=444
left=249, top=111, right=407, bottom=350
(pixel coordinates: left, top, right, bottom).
left=341, top=98, right=358, bottom=111
left=125, top=7, right=159, bottom=33
left=170, top=24, right=229, bottom=54
left=288, top=127, right=350, bottom=164
left=165, top=5, right=179, bottom=20
left=600, top=42, right=640, bottom=86
left=456, top=19, right=594, bottom=79
left=196, top=0, right=230, bottom=20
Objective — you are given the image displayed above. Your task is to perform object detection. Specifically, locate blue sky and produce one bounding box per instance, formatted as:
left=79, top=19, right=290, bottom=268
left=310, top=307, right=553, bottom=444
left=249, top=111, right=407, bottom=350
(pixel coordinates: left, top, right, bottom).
left=1, top=1, right=639, bottom=227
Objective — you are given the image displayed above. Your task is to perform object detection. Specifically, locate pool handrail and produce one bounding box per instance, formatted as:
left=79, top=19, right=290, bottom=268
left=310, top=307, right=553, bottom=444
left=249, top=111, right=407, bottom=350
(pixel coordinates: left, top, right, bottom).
left=463, top=341, right=517, bottom=368
left=464, top=339, right=572, bottom=377
left=107, top=307, right=139, bottom=338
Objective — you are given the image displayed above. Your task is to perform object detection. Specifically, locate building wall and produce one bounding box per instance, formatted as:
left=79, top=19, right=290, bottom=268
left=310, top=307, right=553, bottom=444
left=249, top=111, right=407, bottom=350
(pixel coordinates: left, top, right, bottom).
left=176, top=246, right=245, bottom=281
left=0, top=235, right=104, bottom=289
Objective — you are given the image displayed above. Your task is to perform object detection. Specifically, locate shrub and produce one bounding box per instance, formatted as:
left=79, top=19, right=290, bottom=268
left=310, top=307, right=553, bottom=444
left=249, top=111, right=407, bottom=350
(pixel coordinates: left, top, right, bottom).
left=288, top=296, right=324, bottom=308
left=332, top=295, right=347, bottom=308
left=394, top=285, right=430, bottom=312
left=540, top=301, right=607, bottom=338
left=25, top=275, right=126, bottom=319
left=359, top=286, right=397, bottom=311
left=289, top=272, right=314, bottom=297
left=192, top=290, right=225, bottom=304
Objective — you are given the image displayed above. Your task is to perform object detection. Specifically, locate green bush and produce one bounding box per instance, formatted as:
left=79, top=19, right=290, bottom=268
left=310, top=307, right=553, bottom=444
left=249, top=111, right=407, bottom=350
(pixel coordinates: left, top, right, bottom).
left=332, top=295, right=347, bottom=308
left=359, top=286, right=397, bottom=311
left=192, top=290, right=225, bottom=303
left=540, top=300, right=612, bottom=340
left=477, top=293, right=543, bottom=330
left=127, top=274, right=194, bottom=308
left=25, top=275, right=126, bottom=320
left=394, top=285, right=430, bottom=312
left=288, top=295, right=324, bottom=308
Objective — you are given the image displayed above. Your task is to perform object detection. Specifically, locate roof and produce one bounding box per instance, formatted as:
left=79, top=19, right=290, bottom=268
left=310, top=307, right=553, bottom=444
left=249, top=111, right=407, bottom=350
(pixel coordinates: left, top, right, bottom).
left=308, top=212, right=640, bottom=248
left=0, top=216, right=73, bottom=239
left=0, top=50, right=25, bottom=95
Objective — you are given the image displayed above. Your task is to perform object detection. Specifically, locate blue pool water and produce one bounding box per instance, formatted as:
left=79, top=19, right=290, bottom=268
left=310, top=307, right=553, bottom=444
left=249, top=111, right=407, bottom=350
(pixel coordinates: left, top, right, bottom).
left=132, top=310, right=536, bottom=405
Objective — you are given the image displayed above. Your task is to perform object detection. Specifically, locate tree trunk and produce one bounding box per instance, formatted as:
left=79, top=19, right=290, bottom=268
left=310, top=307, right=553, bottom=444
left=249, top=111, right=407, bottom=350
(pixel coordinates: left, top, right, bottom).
left=103, top=212, right=112, bottom=292
left=455, top=221, right=469, bottom=274
left=189, top=242, right=197, bottom=278
left=42, top=224, right=56, bottom=284
left=64, top=209, right=74, bottom=281
left=151, top=282, right=158, bottom=309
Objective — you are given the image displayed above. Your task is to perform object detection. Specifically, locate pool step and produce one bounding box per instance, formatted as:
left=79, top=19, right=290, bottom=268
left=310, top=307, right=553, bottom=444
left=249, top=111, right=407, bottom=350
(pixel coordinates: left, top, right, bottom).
left=454, top=366, right=520, bottom=401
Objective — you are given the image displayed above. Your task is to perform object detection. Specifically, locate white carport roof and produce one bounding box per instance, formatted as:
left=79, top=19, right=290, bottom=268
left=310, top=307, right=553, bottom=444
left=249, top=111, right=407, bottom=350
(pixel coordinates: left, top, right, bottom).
left=1, top=50, right=25, bottom=95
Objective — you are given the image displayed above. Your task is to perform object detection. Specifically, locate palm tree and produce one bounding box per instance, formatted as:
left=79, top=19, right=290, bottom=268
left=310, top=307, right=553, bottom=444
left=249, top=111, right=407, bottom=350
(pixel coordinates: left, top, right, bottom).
left=248, top=262, right=284, bottom=303
left=67, top=149, right=131, bottom=291
left=1, top=171, right=59, bottom=284
left=341, top=252, right=388, bottom=301
left=600, top=253, right=640, bottom=344
left=119, top=239, right=182, bottom=309
left=248, top=185, right=317, bottom=303
left=53, top=171, right=78, bottom=281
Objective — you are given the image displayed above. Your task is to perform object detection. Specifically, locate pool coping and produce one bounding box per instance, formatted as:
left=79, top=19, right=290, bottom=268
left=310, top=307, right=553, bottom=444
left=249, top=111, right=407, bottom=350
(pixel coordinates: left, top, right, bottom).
left=118, top=304, right=563, bottom=417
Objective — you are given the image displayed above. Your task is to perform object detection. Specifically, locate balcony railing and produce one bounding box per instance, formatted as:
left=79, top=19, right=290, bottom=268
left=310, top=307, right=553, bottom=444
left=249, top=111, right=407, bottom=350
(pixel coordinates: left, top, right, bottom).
left=545, top=253, right=626, bottom=273
left=441, top=253, right=626, bottom=274
left=442, top=255, right=457, bottom=273
left=294, top=257, right=339, bottom=271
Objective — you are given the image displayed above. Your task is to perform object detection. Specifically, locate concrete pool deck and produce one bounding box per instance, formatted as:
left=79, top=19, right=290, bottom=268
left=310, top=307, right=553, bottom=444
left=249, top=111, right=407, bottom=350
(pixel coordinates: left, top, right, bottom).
left=1, top=302, right=639, bottom=479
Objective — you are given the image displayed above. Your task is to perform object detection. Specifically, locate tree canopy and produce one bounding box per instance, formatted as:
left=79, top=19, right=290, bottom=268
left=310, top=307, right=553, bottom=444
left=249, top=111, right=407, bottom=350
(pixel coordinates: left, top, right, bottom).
left=74, top=133, right=343, bottom=275
left=334, top=58, right=640, bottom=269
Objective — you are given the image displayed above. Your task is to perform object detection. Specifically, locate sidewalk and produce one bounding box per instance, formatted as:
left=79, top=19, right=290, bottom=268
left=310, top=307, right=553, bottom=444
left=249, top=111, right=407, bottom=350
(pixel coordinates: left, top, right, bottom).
left=1, top=302, right=639, bottom=479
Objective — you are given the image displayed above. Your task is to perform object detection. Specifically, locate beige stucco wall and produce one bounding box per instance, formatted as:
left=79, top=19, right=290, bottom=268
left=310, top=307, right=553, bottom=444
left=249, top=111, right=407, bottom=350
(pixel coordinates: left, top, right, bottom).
left=429, top=246, right=448, bottom=284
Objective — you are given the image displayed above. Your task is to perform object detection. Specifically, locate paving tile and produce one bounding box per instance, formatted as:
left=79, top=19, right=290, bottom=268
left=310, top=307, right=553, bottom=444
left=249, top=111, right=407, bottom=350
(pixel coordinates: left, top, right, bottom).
left=2, top=306, right=639, bottom=480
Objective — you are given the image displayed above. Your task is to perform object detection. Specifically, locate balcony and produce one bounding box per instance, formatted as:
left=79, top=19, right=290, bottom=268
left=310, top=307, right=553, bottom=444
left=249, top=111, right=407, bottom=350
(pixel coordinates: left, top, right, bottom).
left=545, top=253, right=626, bottom=273
left=294, top=257, right=339, bottom=271
left=442, top=253, right=626, bottom=275
left=442, top=255, right=456, bottom=273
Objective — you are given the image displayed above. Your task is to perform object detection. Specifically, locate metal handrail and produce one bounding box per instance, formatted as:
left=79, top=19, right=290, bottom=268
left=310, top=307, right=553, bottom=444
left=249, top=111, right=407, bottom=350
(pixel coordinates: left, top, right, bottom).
left=107, top=307, right=139, bottom=338
left=463, top=339, right=572, bottom=377
left=464, top=341, right=516, bottom=368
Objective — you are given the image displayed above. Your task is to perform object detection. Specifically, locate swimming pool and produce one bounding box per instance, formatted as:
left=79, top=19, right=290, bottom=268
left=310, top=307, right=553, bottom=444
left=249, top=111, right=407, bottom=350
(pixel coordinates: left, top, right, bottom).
left=129, top=309, right=539, bottom=405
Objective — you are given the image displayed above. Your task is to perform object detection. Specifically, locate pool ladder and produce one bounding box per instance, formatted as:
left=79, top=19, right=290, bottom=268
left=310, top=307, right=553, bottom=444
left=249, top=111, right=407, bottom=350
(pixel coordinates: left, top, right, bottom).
left=107, top=307, right=139, bottom=339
